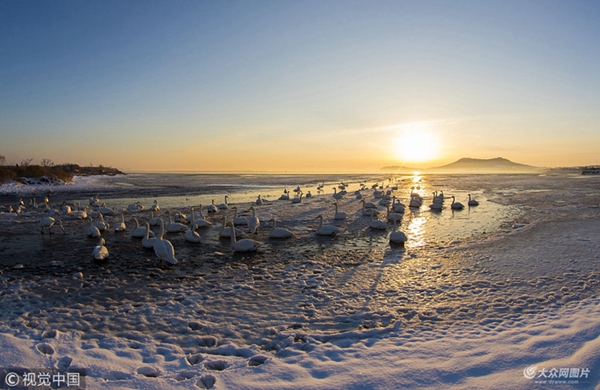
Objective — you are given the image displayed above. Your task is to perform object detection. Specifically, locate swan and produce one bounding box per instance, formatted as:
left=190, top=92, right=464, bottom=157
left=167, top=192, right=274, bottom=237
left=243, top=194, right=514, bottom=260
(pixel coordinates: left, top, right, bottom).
left=248, top=206, right=260, bottom=234
left=206, top=200, right=218, bottom=213
left=219, top=216, right=244, bottom=238
left=37, top=216, right=65, bottom=235
left=192, top=206, right=212, bottom=228
left=315, top=215, right=340, bottom=236
left=268, top=219, right=293, bottom=239
left=218, top=196, right=229, bottom=210
left=154, top=219, right=178, bottom=264
left=114, top=213, right=127, bottom=232
left=333, top=202, right=347, bottom=220
left=127, top=202, right=144, bottom=212
left=291, top=192, right=303, bottom=204
left=450, top=196, right=465, bottom=210
left=142, top=222, right=157, bottom=249
left=61, top=203, right=72, bottom=215
left=184, top=224, right=202, bottom=243
left=85, top=217, right=101, bottom=238
left=409, top=191, right=423, bottom=208
left=74, top=206, right=88, bottom=220
left=468, top=194, right=479, bottom=206
left=92, top=237, right=109, bottom=260
left=386, top=205, right=403, bottom=222
left=368, top=210, right=388, bottom=230
left=278, top=190, right=290, bottom=201
left=165, top=210, right=188, bottom=232
left=360, top=199, right=379, bottom=216
left=151, top=200, right=160, bottom=211
left=305, top=191, right=312, bottom=198
left=149, top=210, right=161, bottom=226
left=92, top=213, right=109, bottom=231
left=332, top=187, right=343, bottom=200
left=355, top=190, right=363, bottom=200
left=131, top=217, right=155, bottom=238
left=429, top=202, right=443, bottom=211
left=256, top=195, right=264, bottom=205
left=389, top=219, right=407, bottom=245
left=432, top=191, right=443, bottom=204
left=99, top=203, right=115, bottom=216
left=232, top=206, right=249, bottom=226
left=230, top=222, right=261, bottom=252
left=392, top=197, right=406, bottom=213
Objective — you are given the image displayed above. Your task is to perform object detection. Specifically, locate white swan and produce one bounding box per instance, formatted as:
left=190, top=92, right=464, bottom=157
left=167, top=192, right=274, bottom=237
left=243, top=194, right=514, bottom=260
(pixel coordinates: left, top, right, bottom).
left=368, top=210, right=388, bottom=230
left=360, top=199, right=379, bottom=216
left=92, top=237, right=109, bottom=260
left=230, top=222, right=261, bottom=252
left=184, top=224, right=202, bottom=243
left=142, top=222, right=157, bottom=249
left=468, top=194, right=479, bottom=206
left=232, top=206, right=249, bottom=226
left=392, top=197, right=406, bottom=213
left=206, top=200, right=218, bottom=213
left=131, top=217, right=155, bottom=238
left=268, top=219, right=293, bottom=239
left=278, top=190, right=290, bottom=201
left=114, top=213, right=127, bottom=232
left=386, top=205, right=403, bottom=222
left=151, top=200, right=160, bottom=211
left=37, top=216, right=65, bottom=235
left=332, top=187, right=343, bottom=200
left=149, top=210, right=161, bottom=226
left=291, top=192, right=303, bottom=204
left=248, top=206, right=260, bottom=234
left=429, top=202, right=443, bottom=211
left=219, top=216, right=243, bottom=238
left=218, top=196, right=229, bottom=210
left=93, top=213, right=109, bottom=231
left=74, top=206, right=88, bottom=220
left=389, top=218, right=407, bottom=245
left=192, top=206, right=212, bottom=228
left=165, top=210, right=188, bottom=233
left=86, top=217, right=101, bottom=238
left=315, top=215, right=340, bottom=236
left=450, top=195, right=465, bottom=210
left=154, top=219, right=177, bottom=264
left=333, top=202, right=347, bottom=220
left=256, top=195, right=264, bottom=205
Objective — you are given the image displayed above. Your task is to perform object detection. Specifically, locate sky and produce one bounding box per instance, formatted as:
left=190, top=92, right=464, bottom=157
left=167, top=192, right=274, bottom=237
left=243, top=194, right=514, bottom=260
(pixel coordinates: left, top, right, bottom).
left=1, top=0, right=599, bottom=173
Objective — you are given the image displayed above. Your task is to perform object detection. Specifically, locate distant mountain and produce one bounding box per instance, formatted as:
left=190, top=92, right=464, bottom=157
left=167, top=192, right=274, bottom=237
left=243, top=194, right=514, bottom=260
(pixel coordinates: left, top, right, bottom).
left=428, top=157, right=539, bottom=172
left=380, top=157, right=541, bottom=173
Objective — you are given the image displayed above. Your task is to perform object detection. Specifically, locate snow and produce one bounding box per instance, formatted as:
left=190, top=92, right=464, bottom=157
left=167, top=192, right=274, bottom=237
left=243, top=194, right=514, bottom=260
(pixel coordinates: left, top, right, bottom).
left=0, top=173, right=599, bottom=389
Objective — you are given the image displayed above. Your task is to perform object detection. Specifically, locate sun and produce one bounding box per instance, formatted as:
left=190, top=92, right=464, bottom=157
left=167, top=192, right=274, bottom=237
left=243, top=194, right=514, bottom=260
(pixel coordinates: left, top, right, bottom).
left=393, top=130, right=439, bottom=163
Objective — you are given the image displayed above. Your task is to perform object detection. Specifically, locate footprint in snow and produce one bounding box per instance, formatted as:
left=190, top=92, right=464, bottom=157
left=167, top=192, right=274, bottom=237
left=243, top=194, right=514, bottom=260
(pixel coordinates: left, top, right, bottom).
left=196, top=375, right=216, bottom=389
left=248, top=355, right=269, bottom=366
left=204, top=360, right=228, bottom=371
left=36, top=343, right=55, bottom=355
left=186, top=353, right=205, bottom=365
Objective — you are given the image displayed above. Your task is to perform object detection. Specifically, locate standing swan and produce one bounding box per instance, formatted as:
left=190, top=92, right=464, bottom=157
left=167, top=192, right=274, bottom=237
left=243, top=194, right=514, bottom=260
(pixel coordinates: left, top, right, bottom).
left=38, top=216, right=65, bottom=235
left=154, top=219, right=178, bottom=264
left=248, top=206, right=260, bottom=234
left=230, top=222, right=261, bottom=252
left=142, top=222, right=157, bottom=249
left=93, top=237, right=109, bottom=260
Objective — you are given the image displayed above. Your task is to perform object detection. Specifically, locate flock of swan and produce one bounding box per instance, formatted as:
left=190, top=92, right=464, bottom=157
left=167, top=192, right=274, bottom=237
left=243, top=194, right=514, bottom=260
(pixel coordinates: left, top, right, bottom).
left=4, top=181, right=480, bottom=266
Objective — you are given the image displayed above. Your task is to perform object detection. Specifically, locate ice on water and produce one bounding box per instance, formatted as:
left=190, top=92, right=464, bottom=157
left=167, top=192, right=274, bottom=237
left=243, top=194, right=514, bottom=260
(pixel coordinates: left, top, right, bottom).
left=0, top=172, right=599, bottom=389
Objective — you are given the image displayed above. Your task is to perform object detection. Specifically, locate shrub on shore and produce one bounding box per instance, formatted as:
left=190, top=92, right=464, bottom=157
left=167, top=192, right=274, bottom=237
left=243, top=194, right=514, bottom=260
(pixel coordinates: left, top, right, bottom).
left=0, top=164, right=123, bottom=185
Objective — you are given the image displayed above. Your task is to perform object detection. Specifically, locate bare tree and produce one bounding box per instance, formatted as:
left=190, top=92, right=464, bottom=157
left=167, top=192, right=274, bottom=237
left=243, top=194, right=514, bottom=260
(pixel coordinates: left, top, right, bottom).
left=20, top=158, right=34, bottom=167
left=41, top=158, right=54, bottom=167
left=0, top=155, right=5, bottom=166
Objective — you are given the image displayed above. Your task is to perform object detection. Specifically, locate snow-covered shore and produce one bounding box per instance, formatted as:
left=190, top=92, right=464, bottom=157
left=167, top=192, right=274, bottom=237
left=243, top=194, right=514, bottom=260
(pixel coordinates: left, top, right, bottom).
left=0, top=173, right=599, bottom=389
